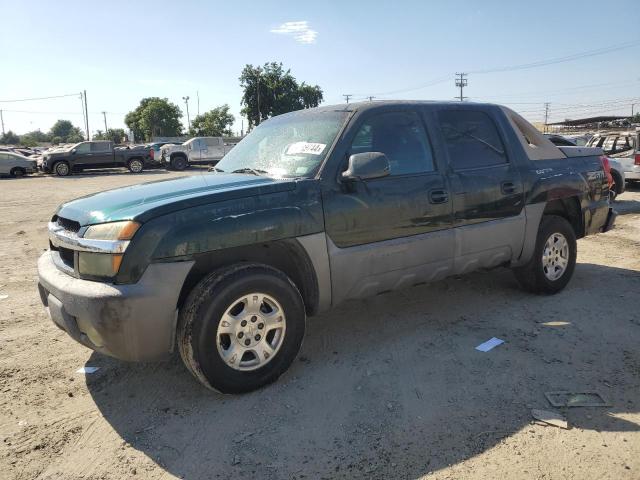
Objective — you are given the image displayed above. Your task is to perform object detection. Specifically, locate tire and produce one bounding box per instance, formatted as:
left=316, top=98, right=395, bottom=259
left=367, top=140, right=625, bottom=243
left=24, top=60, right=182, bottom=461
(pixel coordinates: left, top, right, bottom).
left=170, top=155, right=188, bottom=171
left=54, top=161, right=70, bottom=177
left=610, top=170, right=623, bottom=200
left=127, top=158, right=144, bottom=173
left=177, top=264, right=306, bottom=394
left=10, top=167, right=26, bottom=178
left=513, top=215, right=577, bottom=294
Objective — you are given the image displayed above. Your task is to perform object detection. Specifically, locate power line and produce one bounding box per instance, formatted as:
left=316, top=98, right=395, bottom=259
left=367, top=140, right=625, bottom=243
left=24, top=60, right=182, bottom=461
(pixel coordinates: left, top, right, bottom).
left=0, top=93, right=81, bottom=103
left=469, top=39, right=640, bottom=75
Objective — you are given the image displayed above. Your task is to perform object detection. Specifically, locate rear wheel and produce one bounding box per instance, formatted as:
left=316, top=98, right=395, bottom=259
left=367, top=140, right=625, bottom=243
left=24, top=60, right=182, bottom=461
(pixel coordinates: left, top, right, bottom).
left=177, top=264, right=306, bottom=393
left=10, top=167, right=26, bottom=178
left=127, top=158, right=144, bottom=173
left=170, top=155, right=188, bottom=171
left=513, top=215, right=577, bottom=294
left=54, top=161, right=70, bottom=176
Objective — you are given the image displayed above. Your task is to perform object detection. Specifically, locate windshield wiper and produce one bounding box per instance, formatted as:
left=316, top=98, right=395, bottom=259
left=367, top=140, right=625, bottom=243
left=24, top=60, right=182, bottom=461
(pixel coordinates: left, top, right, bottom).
left=208, top=166, right=225, bottom=172
left=231, top=167, right=268, bottom=176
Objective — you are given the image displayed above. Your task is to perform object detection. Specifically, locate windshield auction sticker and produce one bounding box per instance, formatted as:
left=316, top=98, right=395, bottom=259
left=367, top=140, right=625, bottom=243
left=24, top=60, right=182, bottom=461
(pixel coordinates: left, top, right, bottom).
left=286, top=142, right=326, bottom=155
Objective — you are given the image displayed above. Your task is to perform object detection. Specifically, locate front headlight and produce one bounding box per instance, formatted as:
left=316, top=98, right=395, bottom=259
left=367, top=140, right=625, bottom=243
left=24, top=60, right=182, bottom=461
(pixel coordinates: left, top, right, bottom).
left=83, top=221, right=140, bottom=240
left=79, top=221, right=140, bottom=278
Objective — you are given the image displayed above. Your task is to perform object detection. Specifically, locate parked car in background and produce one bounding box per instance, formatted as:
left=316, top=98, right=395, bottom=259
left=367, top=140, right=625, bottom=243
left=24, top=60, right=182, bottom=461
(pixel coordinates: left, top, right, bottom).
left=37, top=101, right=615, bottom=393
left=0, top=151, right=38, bottom=177
left=40, top=141, right=151, bottom=176
left=587, top=131, right=640, bottom=185
left=546, top=134, right=625, bottom=199
left=160, top=137, right=235, bottom=170
left=146, top=141, right=182, bottom=166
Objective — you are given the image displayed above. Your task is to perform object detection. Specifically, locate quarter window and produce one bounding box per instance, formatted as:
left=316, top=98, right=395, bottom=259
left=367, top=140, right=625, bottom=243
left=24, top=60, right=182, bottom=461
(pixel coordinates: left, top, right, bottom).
left=350, top=111, right=435, bottom=175
left=438, top=110, right=507, bottom=169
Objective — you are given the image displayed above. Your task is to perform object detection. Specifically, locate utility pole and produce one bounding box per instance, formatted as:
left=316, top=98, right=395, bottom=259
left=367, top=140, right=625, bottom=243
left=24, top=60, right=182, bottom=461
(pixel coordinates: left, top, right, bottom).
left=0, top=109, right=4, bottom=136
left=83, top=90, right=90, bottom=140
left=343, top=94, right=352, bottom=104
left=544, top=103, right=550, bottom=133
left=182, top=96, right=191, bottom=131
left=455, top=73, right=467, bottom=101
left=197, top=91, right=200, bottom=117
left=367, top=96, right=375, bottom=102
left=632, top=103, right=636, bottom=118
left=102, top=111, right=108, bottom=133
left=256, top=74, right=261, bottom=126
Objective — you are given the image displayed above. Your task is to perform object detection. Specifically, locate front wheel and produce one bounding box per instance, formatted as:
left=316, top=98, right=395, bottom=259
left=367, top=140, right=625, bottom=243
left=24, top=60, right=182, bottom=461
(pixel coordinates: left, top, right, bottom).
left=10, top=167, right=26, bottom=178
left=170, top=155, right=188, bottom=171
left=513, top=215, right=577, bottom=294
left=177, top=264, right=306, bottom=393
left=54, top=161, right=70, bottom=176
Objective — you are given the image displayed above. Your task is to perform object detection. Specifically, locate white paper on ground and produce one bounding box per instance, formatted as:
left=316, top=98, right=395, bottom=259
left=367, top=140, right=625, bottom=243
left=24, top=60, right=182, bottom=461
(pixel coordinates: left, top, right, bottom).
left=0, top=294, right=8, bottom=300
left=76, top=366, right=100, bottom=374
left=475, top=337, right=505, bottom=352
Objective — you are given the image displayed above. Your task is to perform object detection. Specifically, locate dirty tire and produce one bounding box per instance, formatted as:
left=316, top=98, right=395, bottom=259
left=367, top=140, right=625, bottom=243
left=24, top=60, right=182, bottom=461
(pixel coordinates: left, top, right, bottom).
left=177, top=264, right=306, bottom=394
left=10, top=167, right=26, bottom=178
left=127, top=158, right=144, bottom=173
left=54, top=161, right=70, bottom=177
left=170, top=155, right=188, bottom=171
left=513, top=215, right=577, bottom=294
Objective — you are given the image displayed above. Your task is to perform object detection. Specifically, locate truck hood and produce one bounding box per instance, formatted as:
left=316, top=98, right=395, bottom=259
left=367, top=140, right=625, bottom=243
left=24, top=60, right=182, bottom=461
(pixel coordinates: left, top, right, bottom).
left=55, top=173, right=297, bottom=226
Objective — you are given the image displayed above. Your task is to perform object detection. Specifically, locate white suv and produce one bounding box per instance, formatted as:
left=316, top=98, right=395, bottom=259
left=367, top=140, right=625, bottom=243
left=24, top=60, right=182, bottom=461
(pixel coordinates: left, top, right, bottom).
left=160, top=137, right=235, bottom=170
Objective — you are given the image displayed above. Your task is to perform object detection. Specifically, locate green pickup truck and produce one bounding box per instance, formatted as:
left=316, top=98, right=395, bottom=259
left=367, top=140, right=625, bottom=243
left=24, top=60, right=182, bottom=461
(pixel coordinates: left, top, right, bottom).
left=37, top=101, right=615, bottom=393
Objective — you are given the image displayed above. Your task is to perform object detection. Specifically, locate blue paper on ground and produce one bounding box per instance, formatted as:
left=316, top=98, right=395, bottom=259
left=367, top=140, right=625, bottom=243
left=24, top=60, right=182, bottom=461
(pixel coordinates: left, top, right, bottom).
left=475, top=337, right=505, bottom=352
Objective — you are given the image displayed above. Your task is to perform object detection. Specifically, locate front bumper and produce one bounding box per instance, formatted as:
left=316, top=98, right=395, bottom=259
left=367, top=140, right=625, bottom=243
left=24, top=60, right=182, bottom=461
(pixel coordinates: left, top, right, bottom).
left=37, top=251, right=194, bottom=361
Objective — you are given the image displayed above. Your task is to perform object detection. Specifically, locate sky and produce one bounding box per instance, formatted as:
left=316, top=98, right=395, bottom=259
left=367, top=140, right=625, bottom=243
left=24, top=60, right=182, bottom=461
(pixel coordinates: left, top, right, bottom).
left=1, top=0, right=639, bottom=138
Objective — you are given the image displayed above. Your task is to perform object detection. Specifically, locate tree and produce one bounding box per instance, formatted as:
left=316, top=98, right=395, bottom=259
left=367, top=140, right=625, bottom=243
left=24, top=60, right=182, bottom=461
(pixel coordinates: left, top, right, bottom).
left=239, top=62, right=324, bottom=129
left=0, top=130, right=20, bottom=145
left=20, top=130, right=50, bottom=147
left=94, top=128, right=127, bottom=144
left=125, top=97, right=183, bottom=141
left=49, top=120, right=84, bottom=142
left=190, top=105, right=235, bottom=137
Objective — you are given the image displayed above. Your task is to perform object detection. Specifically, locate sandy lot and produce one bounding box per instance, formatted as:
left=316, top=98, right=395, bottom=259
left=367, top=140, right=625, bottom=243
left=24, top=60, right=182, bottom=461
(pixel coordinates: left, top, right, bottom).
left=0, top=169, right=639, bottom=480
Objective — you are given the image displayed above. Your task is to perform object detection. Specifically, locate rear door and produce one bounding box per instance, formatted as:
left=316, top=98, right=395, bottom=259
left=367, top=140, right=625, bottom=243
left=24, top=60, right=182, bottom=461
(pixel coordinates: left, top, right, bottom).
left=189, top=139, right=203, bottom=163
left=89, top=142, right=114, bottom=167
left=322, top=108, right=454, bottom=302
left=434, top=107, right=525, bottom=272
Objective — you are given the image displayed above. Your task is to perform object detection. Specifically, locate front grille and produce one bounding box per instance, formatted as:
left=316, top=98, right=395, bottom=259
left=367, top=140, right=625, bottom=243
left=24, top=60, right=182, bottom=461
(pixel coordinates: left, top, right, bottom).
left=53, top=215, right=80, bottom=233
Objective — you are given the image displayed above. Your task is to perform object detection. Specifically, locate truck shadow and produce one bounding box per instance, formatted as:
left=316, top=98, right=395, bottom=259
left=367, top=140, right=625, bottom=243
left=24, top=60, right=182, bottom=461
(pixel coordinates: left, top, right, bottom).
left=85, top=262, right=640, bottom=479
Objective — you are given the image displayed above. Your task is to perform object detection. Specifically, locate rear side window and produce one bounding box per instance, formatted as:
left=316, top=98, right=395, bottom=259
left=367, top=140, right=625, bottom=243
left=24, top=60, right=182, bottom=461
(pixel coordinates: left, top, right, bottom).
left=350, top=111, right=435, bottom=175
left=613, top=136, right=634, bottom=154
left=438, top=110, right=507, bottom=169
left=205, top=138, right=221, bottom=147
left=91, top=142, right=110, bottom=152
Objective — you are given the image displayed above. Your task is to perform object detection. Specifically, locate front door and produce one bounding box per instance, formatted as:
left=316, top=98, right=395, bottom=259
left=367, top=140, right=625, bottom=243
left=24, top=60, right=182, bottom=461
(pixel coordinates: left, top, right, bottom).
left=435, top=107, right=525, bottom=272
left=322, top=109, right=454, bottom=303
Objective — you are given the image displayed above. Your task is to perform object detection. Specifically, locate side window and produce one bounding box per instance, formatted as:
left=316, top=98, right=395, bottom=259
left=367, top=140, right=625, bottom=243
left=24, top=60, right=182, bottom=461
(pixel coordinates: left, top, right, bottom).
left=602, top=136, right=616, bottom=154
left=205, top=138, right=220, bottom=147
left=0, top=153, right=9, bottom=161
left=75, top=143, right=90, bottom=154
left=613, top=136, right=633, bottom=154
left=90, top=142, right=110, bottom=152
left=349, top=111, right=435, bottom=175
left=438, top=110, right=507, bottom=170
left=191, top=139, right=203, bottom=150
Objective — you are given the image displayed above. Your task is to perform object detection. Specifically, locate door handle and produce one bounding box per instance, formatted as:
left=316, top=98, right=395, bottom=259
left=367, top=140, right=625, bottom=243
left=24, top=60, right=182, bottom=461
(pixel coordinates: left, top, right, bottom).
left=501, top=182, right=516, bottom=195
left=429, top=189, right=449, bottom=204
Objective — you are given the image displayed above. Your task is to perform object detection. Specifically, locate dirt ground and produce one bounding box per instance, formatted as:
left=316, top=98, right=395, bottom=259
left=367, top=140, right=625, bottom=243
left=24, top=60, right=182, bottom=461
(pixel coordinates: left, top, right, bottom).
left=0, top=168, right=639, bottom=480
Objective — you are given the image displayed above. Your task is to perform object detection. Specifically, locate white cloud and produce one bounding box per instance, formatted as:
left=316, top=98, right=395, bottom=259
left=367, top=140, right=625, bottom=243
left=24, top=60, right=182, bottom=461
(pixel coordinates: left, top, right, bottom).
left=270, top=21, right=318, bottom=45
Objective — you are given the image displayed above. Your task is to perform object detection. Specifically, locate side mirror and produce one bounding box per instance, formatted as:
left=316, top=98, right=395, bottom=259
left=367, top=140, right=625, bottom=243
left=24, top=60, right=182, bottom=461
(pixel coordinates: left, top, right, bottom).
left=341, top=152, right=390, bottom=181
left=71, top=149, right=77, bottom=154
